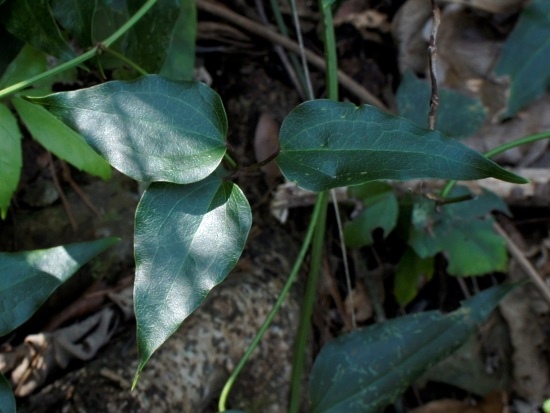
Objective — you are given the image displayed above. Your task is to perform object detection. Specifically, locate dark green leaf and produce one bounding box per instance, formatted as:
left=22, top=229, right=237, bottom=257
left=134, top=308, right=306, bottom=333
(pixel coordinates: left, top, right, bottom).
left=397, top=71, right=486, bottom=138
left=0, top=44, right=48, bottom=90
left=91, top=0, right=128, bottom=43
left=393, top=248, right=434, bottom=306
left=309, top=284, right=515, bottom=413
left=0, top=102, right=22, bottom=219
left=495, top=0, right=550, bottom=117
left=134, top=176, right=252, bottom=377
left=277, top=100, right=526, bottom=192
left=0, top=373, right=15, bottom=413
left=29, top=76, right=228, bottom=183
left=159, top=0, right=197, bottom=81
left=0, top=26, right=23, bottom=80
left=0, top=238, right=118, bottom=336
left=13, top=97, right=111, bottom=180
left=408, top=187, right=509, bottom=276
left=344, top=182, right=397, bottom=247
left=51, top=0, right=96, bottom=47
left=0, top=0, right=75, bottom=61
left=124, top=0, right=181, bottom=74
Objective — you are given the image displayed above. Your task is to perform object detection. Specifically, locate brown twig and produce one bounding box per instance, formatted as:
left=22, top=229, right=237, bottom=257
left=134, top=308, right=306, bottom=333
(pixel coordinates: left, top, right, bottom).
left=47, top=152, right=78, bottom=230
left=60, top=160, right=101, bottom=218
left=427, top=0, right=441, bottom=129
left=196, top=0, right=387, bottom=110
left=494, top=223, right=550, bottom=305
left=253, top=0, right=305, bottom=99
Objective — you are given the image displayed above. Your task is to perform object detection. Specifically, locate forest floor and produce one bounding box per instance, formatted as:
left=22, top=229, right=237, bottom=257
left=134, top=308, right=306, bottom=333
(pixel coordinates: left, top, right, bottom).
left=1, top=0, right=550, bottom=412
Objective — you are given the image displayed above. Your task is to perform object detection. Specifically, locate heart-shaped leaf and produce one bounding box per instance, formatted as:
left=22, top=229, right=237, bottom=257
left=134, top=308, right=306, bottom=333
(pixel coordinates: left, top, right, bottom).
left=133, top=176, right=252, bottom=379
left=29, top=75, right=228, bottom=184
left=0, top=373, right=15, bottom=413
left=309, top=284, right=515, bottom=413
left=277, top=100, right=526, bottom=192
left=0, top=103, right=22, bottom=219
left=0, top=237, right=119, bottom=336
left=13, top=97, right=111, bottom=180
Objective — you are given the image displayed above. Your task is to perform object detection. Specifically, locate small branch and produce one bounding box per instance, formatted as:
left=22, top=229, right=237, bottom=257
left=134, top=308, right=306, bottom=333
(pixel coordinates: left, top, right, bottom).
left=428, top=0, right=441, bottom=130
left=195, top=0, right=387, bottom=110
left=494, top=223, right=550, bottom=306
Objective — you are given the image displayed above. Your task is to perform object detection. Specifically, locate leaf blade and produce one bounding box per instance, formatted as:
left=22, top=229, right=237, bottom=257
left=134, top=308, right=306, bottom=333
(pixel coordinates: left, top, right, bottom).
left=0, top=238, right=119, bottom=336
left=495, top=0, right=550, bottom=117
left=309, top=284, right=515, bottom=413
left=133, top=177, right=252, bottom=377
left=277, top=100, right=526, bottom=192
left=0, top=102, right=22, bottom=219
left=29, top=75, right=228, bottom=184
left=13, top=97, right=111, bottom=180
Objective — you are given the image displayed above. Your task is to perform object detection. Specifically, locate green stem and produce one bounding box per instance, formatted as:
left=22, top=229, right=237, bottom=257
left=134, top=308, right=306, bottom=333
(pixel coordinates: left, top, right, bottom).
left=440, top=130, right=550, bottom=198
left=320, top=1, right=338, bottom=101
left=99, top=46, right=149, bottom=76
left=288, top=191, right=328, bottom=413
left=288, top=3, right=338, bottom=412
left=217, top=194, right=327, bottom=412
left=0, top=0, right=158, bottom=100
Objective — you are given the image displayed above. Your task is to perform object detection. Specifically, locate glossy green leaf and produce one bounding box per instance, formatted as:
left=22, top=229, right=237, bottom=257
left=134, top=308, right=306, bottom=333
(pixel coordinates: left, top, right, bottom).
left=29, top=75, right=228, bottom=183
left=0, top=373, right=15, bottom=413
left=124, top=0, right=180, bottom=74
left=0, top=44, right=46, bottom=89
left=134, top=176, right=252, bottom=377
left=344, top=182, right=397, bottom=247
left=396, top=71, right=486, bottom=139
left=159, top=0, right=197, bottom=81
left=394, top=248, right=434, bottom=306
left=495, top=0, right=550, bottom=117
left=309, top=284, right=515, bottom=413
left=277, top=100, right=526, bottom=192
left=13, top=97, right=111, bottom=180
left=0, top=103, right=22, bottom=219
left=51, top=0, right=96, bottom=47
left=409, top=187, right=509, bottom=276
left=0, top=237, right=118, bottom=336
left=0, top=0, right=75, bottom=61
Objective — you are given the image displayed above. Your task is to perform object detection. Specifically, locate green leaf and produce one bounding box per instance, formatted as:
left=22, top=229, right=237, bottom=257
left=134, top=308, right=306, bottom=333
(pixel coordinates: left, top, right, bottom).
left=159, top=0, right=197, bottom=81
left=308, top=284, right=515, bottom=413
left=13, top=97, right=111, bottom=180
left=133, top=176, right=252, bottom=378
left=0, top=0, right=75, bottom=61
left=0, top=373, right=15, bottom=413
left=495, top=0, right=550, bottom=117
left=0, top=103, right=22, bottom=220
left=408, top=187, right=509, bottom=276
left=344, top=182, right=398, bottom=247
left=0, top=238, right=118, bottom=336
left=51, top=0, right=96, bottom=48
left=0, top=28, right=22, bottom=81
left=276, top=100, right=526, bottom=192
left=393, top=248, right=434, bottom=306
left=396, top=71, right=487, bottom=139
left=29, top=75, right=228, bottom=183
left=0, top=44, right=48, bottom=90
left=124, top=0, right=181, bottom=74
